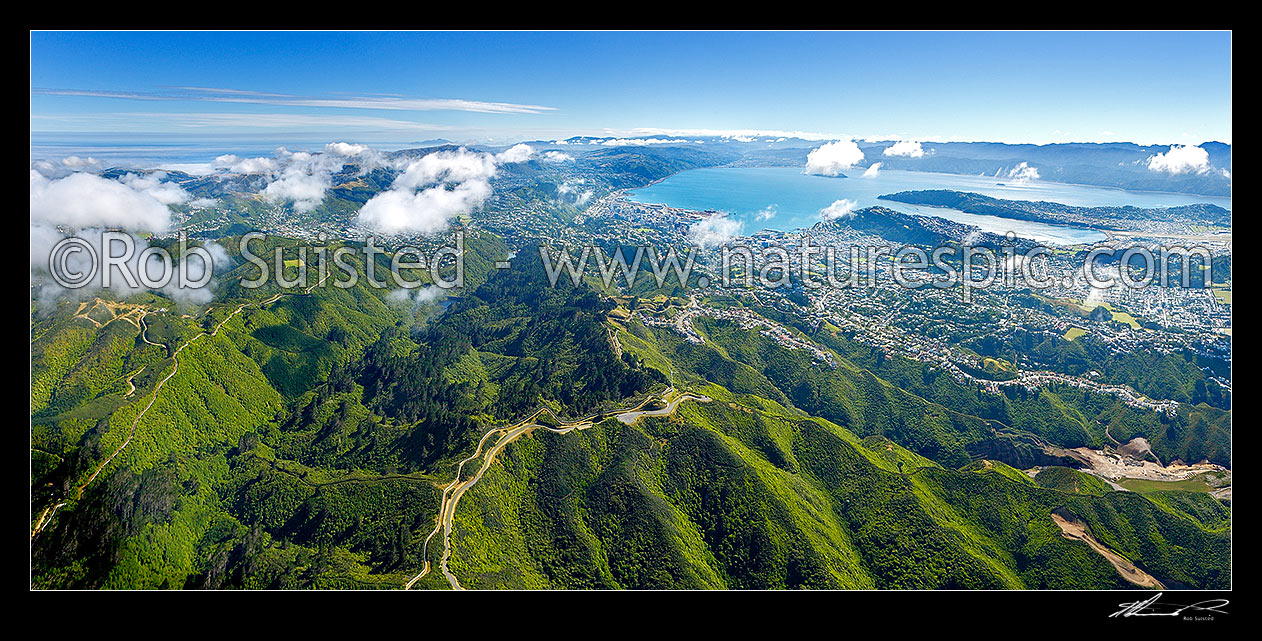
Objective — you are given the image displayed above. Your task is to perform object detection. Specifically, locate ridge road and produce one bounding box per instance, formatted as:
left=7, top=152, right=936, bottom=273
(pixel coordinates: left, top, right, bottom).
left=405, top=388, right=710, bottom=590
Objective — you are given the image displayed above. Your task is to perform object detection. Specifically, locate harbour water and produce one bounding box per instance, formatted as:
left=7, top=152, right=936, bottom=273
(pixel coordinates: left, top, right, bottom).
left=626, top=167, right=1232, bottom=245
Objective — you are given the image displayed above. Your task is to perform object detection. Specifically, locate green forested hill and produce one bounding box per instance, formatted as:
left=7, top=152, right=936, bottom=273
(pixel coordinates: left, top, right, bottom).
left=30, top=234, right=1230, bottom=590
left=445, top=385, right=1229, bottom=589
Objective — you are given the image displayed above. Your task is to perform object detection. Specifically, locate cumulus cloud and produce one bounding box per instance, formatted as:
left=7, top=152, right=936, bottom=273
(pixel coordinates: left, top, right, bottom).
left=358, top=181, right=491, bottom=235
left=212, top=154, right=278, bottom=174
left=496, top=143, right=535, bottom=163
left=358, top=148, right=498, bottom=234
left=387, top=285, right=444, bottom=309
left=862, top=162, right=883, bottom=177
left=157, top=162, right=217, bottom=176
left=325, top=142, right=373, bottom=157
left=754, top=205, right=777, bottom=221
left=31, top=228, right=223, bottom=307
left=118, top=171, right=196, bottom=206
left=1005, top=161, right=1040, bottom=183
left=542, top=151, right=574, bottom=162
left=1145, top=144, right=1212, bottom=175
left=804, top=140, right=865, bottom=176
left=688, top=213, right=743, bottom=248
left=241, top=142, right=394, bottom=213
left=819, top=198, right=858, bottom=221
left=557, top=179, right=593, bottom=206
left=392, top=148, right=498, bottom=190
left=32, top=155, right=105, bottom=179
left=30, top=160, right=234, bottom=308
left=260, top=151, right=334, bottom=212
left=882, top=140, right=925, bottom=158
left=31, top=171, right=172, bottom=232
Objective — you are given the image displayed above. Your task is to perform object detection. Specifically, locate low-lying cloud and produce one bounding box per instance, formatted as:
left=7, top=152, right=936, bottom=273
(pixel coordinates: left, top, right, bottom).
left=557, top=178, right=593, bottom=207
left=118, top=171, right=216, bottom=207
left=1145, top=144, right=1211, bottom=175
left=542, top=150, right=574, bottom=162
left=31, top=155, right=105, bottom=178
left=820, top=198, right=858, bottom=220
left=804, top=140, right=865, bottom=176
left=1005, top=161, right=1040, bottom=183
left=882, top=140, right=925, bottom=158
left=495, top=143, right=535, bottom=164
left=358, top=148, right=499, bottom=235
left=31, top=171, right=172, bottom=232
left=387, top=285, right=444, bottom=310
left=688, top=213, right=744, bottom=248
left=212, top=142, right=395, bottom=213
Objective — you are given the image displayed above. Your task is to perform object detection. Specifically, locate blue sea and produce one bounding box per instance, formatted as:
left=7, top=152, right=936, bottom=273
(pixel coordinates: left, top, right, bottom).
left=626, top=167, right=1233, bottom=245
left=29, top=133, right=423, bottom=170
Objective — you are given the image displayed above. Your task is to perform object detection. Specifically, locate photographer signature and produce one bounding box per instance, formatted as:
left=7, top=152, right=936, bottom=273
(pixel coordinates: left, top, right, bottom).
left=1111, top=593, right=1229, bottom=618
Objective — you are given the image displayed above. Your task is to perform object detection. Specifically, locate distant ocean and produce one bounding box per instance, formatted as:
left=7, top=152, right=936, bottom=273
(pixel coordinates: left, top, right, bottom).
left=627, top=167, right=1233, bottom=245
left=29, top=133, right=423, bottom=171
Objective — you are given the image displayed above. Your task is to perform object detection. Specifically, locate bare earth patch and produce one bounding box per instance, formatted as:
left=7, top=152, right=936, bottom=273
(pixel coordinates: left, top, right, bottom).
left=1062, top=446, right=1225, bottom=484
left=1051, top=511, right=1163, bottom=589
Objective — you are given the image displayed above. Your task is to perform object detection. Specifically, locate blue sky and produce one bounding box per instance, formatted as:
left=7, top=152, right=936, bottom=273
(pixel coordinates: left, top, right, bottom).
left=30, top=31, right=1232, bottom=146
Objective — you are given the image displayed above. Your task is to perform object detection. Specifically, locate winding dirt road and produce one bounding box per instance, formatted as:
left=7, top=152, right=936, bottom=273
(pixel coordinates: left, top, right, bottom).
left=405, top=390, right=710, bottom=590
left=32, top=279, right=325, bottom=540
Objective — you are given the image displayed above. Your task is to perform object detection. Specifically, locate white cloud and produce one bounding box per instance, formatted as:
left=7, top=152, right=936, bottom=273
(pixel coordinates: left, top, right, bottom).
left=754, top=205, right=777, bottom=221
left=542, top=150, right=574, bottom=162
left=804, top=140, right=865, bottom=176
left=1005, top=161, right=1040, bottom=183
left=600, top=138, right=693, bottom=147
left=883, top=140, right=925, bottom=158
left=213, top=154, right=277, bottom=174
left=30, top=227, right=222, bottom=307
left=262, top=167, right=330, bottom=212
left=1146, top=144, right=1211, bottom=175
left=30, top=170, right=185, bottom=305
left=325, top=142, right=373, bottom=157
left=862, top=162, right=883, bottom=177
left=688, top=213, right=744, bottom=248
left=392, top=148, right=498, bottom=190
left=358, top=182, right=491, bottom=234
left=387, top=285, right=444, bottom=309
left=820, top=199, right=858, bottom=221
left=60, top=155, right=101, bottom=169
left=495, top=143, right=535, bottom=163
left=358, top=148, right=498, bottom=234
left=251, top=142, right=393, bottom=213
left=557, top=179, right=593, bottom=206
left=119, top=171, right=193, bottom=206
left=30, top=171, right=172, bottom=232
left=157, top=162, right=217, bottom=176
left=31, top=155, right=105, bottom=179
